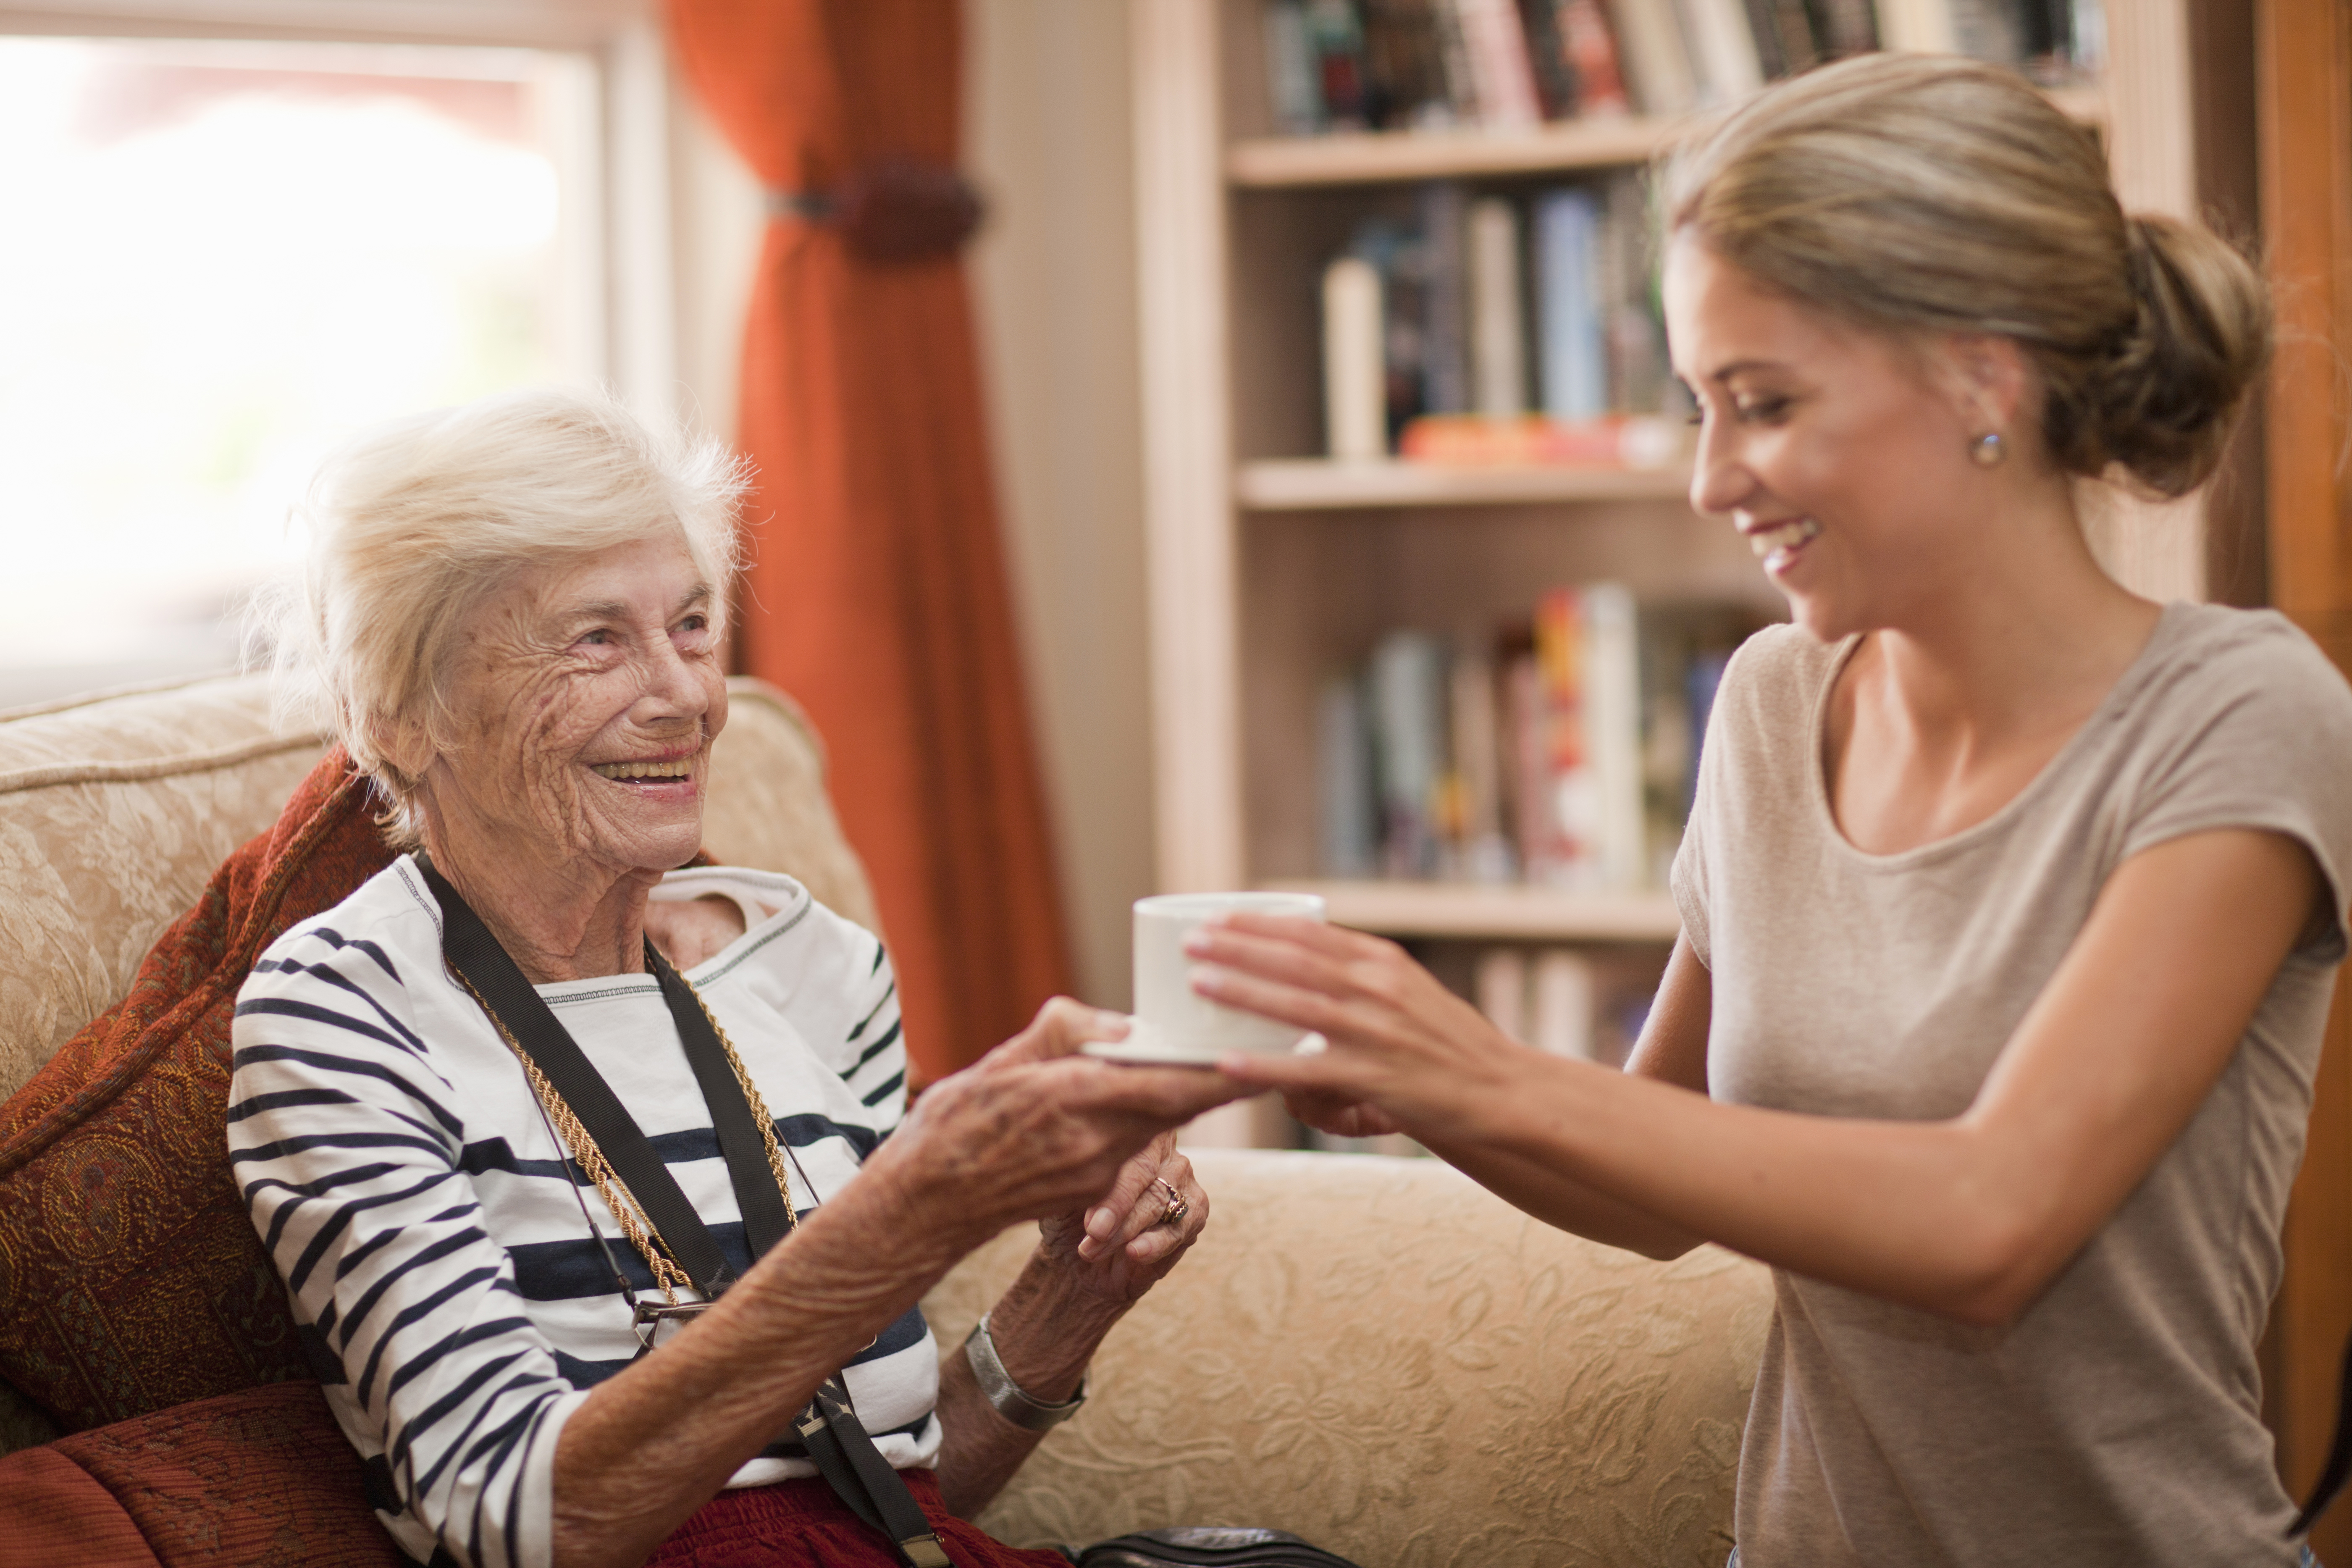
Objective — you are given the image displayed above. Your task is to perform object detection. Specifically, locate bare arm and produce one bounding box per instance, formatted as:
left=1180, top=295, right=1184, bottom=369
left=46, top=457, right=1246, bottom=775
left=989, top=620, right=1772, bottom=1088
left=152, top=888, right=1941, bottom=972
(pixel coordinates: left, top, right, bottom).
left=1417, top=935, right=1714, bottom=1260
left=1201, top=829, right=2319, bottom=1327
left=549, top=1005, right=1241, bottom=1567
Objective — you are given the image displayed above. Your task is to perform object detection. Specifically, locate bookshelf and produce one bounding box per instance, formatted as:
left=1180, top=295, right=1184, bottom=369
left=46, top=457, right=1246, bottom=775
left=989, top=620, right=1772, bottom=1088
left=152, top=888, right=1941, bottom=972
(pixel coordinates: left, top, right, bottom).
left=1133, top=0, right=2213, bottom=1144
left=1236, top=457, right=1690, bottom=509
left=1265, top=879, right=1681, bottom=941
left=1227, top=113, right=1678, bottom=186
left=1224, top=83, right=2107, bottom=188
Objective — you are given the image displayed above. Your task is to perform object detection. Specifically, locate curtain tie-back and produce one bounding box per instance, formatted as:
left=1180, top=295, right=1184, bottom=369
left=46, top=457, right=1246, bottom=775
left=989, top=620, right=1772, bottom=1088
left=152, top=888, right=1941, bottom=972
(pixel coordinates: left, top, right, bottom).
left=764, top=158, right=985, bottom=264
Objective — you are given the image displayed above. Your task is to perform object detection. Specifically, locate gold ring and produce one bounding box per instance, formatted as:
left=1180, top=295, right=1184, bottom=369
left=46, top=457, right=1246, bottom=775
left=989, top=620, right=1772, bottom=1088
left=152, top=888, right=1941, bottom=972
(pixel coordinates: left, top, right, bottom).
left=1155, top=1177, right=1189, bottom=1228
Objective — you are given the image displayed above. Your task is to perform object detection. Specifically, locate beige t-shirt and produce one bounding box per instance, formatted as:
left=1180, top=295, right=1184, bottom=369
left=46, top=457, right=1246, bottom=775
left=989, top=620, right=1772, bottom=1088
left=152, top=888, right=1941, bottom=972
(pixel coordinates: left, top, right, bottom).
left=1671, top=602, right=2352, bottom=1568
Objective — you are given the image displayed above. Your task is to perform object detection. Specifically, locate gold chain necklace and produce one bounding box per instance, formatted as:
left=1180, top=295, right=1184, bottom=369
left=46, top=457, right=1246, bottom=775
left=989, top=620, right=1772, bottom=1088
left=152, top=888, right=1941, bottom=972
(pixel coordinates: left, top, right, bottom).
left=452, top=958, right=799, bottom=1307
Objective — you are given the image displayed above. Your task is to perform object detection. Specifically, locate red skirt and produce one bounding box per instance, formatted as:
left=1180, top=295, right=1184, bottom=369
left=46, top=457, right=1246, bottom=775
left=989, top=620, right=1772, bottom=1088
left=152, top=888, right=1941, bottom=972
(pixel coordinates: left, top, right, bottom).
left=646, top=1468, right=1071, bottom=1567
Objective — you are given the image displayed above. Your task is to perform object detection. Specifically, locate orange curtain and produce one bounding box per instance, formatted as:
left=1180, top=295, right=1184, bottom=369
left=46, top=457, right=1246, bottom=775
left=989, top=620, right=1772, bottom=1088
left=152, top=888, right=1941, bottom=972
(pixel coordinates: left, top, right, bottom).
left=667, top=0, right=1071, bottom=1082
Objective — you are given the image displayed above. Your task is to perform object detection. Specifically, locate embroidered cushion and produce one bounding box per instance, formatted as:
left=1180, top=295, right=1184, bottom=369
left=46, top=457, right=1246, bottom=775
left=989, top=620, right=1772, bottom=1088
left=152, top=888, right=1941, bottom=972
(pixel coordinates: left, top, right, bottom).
left=0, top=751, right=394, bottom=1431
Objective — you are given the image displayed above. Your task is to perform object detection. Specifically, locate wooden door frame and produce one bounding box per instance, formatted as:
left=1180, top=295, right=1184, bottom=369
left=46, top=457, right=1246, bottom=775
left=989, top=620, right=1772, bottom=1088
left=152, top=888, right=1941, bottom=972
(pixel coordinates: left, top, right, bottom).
left=2263, top=2, right=2352, bottom=1560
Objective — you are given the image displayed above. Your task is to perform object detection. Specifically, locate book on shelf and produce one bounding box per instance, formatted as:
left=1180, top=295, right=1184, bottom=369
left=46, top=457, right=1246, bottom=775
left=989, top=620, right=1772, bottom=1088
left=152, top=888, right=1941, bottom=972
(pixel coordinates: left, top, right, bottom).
left=1608, top=0, right=1700, bottom=117
left=1261, top=0, right=1631, bottom=134
left=1517, top=0, right=1581, bottom=118
left=1533, top=186, right=1606, bottom=421
left=1550, top=0, right=1634, bottom=116
left=1319, top=168, right=1678, bottom=465
left=1530, top=947, right=1598, bottom=1057
left=1322, top=255, right=1388, bottom=460
left=1398, top=412, right=1681, bottom=467
left=1260, top=0, right=2102, bottom=137
left=1365, top=0, right=1462, bottom=129
left=1468, top=196, right=1528, bottom=415
left=1308, top=0, right=1374, bottom=129
left=1371, top=630, right=1452, bottom=876
left=1680, top=0, right=1766, bottom=104
left=1265, top=1, right=1323, bottom=135
left=1814, top=0, right=1882, bottom=55
left=1317, top=588, right=1767, bottom=893
left=1474, top=944, right=1660, bottom=1064
left=1523, top=583, right=1643, bottom=889
left=1420, top=182, right=1472, bottom=414
left=1454, top=0, right=1547, bottom=127
left=1878, top=0, right=2101, bottom=79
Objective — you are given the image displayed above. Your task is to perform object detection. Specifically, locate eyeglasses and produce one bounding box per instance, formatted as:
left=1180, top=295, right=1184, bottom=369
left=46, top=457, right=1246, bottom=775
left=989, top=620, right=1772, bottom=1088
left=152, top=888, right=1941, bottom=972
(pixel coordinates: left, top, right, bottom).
left=631, top=1298, right=714, bottom=1354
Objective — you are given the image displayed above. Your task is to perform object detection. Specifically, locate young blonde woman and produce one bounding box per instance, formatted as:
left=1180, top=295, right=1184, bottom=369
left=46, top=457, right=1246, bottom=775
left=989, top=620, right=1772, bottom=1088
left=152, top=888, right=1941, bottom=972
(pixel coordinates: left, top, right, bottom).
left=1190, top=54, right=2352, bottom=1568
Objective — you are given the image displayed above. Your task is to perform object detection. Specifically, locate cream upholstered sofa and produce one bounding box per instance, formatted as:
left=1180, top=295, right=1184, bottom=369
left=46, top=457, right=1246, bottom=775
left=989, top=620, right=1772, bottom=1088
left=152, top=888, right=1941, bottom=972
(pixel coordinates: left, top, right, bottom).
left=0, top=673, right=1773, bottom=1567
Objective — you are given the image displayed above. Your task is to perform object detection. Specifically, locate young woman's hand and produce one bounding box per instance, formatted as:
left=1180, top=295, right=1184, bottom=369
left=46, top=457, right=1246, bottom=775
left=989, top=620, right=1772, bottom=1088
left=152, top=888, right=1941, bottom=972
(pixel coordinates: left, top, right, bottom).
left=1283, top=1088, right=1402, bottom=1140
left=1182, top=914, right=1530, bottom=1140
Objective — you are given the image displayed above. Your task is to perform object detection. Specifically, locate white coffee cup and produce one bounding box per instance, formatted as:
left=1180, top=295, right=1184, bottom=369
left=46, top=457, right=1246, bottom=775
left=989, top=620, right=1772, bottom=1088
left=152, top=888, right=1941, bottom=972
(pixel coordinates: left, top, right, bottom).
left=1084, top=891, right=1328, bottom=1066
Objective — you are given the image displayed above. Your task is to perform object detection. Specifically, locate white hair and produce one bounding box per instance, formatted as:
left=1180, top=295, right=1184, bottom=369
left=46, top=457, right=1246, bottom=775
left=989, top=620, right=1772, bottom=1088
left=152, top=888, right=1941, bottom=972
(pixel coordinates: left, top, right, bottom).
left=257, top=387, right=749, bottom=845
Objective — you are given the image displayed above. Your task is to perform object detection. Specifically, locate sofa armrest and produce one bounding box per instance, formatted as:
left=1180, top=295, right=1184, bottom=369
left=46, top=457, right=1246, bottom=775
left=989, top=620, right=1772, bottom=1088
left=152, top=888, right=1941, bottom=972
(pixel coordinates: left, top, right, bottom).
left=921, top=1148, right=1771, bottom=1566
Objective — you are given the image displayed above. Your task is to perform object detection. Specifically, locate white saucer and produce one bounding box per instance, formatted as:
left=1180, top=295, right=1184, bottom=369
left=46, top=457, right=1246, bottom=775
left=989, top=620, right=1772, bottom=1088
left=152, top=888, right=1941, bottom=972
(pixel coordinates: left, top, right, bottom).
left=1080, top=1025, right=1323, bottom=1067
left=1081, top=1025, right=1222, bottom=1067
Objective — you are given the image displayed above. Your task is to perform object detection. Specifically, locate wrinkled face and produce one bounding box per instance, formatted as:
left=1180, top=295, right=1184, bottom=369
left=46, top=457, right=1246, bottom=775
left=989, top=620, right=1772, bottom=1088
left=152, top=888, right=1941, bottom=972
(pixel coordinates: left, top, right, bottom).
left=1662, top=235, right=1989, bottom=642
left=424, top=531, right=727, bottom=875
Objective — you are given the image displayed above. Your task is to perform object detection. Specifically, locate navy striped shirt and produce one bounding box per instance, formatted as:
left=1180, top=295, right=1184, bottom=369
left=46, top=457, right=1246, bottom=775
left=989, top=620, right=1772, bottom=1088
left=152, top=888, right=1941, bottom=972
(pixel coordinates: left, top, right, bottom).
left=228, top=857, right=929, bottom=1568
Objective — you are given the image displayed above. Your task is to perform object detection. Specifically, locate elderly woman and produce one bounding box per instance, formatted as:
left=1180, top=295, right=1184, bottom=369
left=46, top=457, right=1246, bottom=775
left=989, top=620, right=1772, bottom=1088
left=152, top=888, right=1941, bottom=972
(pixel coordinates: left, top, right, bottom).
left=227, top=390, right=1241, bottom=1568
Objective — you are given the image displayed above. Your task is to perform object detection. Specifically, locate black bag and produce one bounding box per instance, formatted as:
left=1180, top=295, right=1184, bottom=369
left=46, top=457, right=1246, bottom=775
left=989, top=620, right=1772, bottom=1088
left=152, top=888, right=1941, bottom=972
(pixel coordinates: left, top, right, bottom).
left=1074, top=1526, right=1365, bottom=1568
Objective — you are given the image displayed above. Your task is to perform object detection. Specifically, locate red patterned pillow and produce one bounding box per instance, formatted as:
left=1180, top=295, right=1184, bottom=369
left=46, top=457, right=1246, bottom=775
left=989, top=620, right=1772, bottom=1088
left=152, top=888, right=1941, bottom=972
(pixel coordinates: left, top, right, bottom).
left=0, top=1379, right=398, bottom=1566
left=0, top=751, right=395, bottom=1431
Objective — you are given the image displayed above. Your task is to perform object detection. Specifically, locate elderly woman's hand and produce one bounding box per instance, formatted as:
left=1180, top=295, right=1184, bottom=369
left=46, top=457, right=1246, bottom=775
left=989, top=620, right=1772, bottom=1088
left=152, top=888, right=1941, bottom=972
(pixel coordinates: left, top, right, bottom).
left=1037, top=1131, right=1205, bottom=1303
left=869, top=998, right=1242, bottom=1260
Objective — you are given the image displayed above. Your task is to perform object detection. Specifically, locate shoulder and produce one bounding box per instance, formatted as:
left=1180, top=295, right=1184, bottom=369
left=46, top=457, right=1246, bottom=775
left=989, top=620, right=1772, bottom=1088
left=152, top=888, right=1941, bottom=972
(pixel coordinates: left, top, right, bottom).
left=659, top=866, right=886, bottom=985
left=240, top=854, right=445, bottom=1013
left=1715, top=622, right=1842, bottom=715
left=1698, top=621, right=1844, bottom=776
left=668, top=867, right=905, bottom=1111
left=2118, top=604, right=2352, bottom=779
left=230, top=858, right=457, bottom=1113
left=2142, top=603, right=2352, bottom=714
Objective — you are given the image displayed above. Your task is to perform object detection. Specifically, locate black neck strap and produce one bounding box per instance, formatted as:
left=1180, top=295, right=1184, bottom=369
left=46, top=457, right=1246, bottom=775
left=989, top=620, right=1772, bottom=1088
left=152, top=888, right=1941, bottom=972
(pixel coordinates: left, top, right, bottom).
left=418, top=856, right=769, bottom=1294
left=645, top=942, right=795, bottom=1257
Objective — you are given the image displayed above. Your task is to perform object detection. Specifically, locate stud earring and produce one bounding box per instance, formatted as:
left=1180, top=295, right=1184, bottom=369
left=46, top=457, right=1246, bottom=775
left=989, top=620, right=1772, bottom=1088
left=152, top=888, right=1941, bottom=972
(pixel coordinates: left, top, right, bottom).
left=1970, top=431, right=2006, bottom=468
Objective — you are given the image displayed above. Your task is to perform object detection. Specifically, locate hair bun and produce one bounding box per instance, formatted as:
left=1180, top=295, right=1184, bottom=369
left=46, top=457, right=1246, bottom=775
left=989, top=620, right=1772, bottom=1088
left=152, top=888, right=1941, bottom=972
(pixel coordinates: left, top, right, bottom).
left=2090, top=214, right=2270, bottom=497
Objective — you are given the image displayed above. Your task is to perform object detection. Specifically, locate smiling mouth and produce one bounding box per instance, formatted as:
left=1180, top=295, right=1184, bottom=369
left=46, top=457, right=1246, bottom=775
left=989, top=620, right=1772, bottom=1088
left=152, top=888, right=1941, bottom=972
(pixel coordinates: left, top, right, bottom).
left=1748, top=517, right=1821, bottom=565
left=589, top=759, right=693, bottom=782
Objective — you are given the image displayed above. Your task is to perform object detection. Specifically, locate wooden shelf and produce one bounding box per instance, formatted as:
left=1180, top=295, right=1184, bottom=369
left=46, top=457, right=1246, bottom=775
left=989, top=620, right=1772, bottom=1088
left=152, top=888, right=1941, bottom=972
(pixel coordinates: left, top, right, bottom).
left=1227, top=116, right=1680, bottom=188
left=1265, top=879, right=1683, bottom=942
left=1225, top=87, right=2104, bottom=191
left=1236, top=458, right=1692, bottom=511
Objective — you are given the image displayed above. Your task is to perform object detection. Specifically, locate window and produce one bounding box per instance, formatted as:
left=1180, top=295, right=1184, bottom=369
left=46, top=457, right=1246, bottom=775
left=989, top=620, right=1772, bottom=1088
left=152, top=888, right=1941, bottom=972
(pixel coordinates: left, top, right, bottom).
left=0, top=5, right=673, bottom=709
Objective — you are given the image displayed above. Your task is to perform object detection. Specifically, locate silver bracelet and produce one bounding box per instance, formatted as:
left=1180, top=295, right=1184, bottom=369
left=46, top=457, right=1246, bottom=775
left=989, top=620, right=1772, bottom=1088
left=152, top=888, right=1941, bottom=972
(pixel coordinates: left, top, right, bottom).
left=962, top=1311, right=1089, bottom=1431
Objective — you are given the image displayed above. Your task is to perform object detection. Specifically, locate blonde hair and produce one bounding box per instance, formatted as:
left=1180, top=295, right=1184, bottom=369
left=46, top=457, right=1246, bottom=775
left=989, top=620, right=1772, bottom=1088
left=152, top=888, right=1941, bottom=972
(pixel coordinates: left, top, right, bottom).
left=1663, top=53, right=2268, bottom=497
left=261, top=387, right=748, bottom=844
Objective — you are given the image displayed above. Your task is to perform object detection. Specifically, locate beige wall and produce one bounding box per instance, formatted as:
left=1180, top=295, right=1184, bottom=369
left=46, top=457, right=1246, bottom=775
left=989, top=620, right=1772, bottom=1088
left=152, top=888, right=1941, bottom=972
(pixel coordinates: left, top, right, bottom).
left=670, top=1, right=1153, bottom=1011
left=964, top=0, right=1154, bottom=1011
